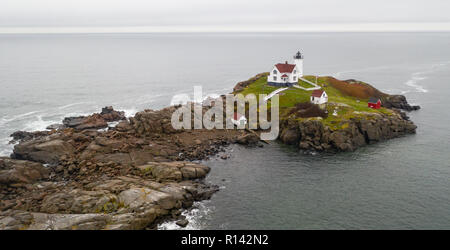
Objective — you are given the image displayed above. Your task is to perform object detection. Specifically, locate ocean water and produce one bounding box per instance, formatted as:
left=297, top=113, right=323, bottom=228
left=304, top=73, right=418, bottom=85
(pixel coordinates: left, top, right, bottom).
left=1, top=32, right=450, bottom=229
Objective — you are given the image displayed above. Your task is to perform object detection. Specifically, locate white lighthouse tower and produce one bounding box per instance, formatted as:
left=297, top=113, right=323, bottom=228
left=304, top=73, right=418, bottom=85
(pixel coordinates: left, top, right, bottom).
left=293, top=51, right=304, bottom=78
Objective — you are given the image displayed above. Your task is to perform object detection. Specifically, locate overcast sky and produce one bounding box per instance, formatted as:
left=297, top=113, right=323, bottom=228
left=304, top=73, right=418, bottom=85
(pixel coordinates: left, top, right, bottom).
left=1, top=0, right=450, bottom=33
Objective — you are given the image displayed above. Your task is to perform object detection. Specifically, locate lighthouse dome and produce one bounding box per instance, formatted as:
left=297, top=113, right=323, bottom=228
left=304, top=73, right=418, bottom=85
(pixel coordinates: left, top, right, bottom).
left=294, top=51, right=303, bottom=59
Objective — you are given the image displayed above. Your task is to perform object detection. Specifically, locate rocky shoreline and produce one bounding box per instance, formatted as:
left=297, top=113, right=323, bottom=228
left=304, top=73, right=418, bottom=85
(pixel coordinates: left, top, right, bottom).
left=0, top=77, right=419, bottom=230
left=280, top=109, right=417, bottom=152
left=0, top=105, right=257, bottom=230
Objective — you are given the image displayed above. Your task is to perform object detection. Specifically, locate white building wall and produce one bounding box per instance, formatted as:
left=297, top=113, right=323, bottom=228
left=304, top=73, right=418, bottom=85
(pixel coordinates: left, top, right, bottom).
left=268, top=65, right=298, bottom=84
left=294, top=58, right=303, bottom=77
left=310, top=92, right=328, bottom=104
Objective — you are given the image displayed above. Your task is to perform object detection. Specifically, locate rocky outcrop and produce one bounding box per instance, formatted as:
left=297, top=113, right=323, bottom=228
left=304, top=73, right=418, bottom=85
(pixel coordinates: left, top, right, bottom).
left=2, top=105, right=247, bottom=230
left=236, top=133, right=260, bottom=145
left=0, top=158, right=49, bottom=186
left=62, top=106, right=125, bottom=131
left=280, top=111, right=417, bottom=152
left=12, top=137, right=75, bottom=165
left=9, top=131, right=50, bottom=144
left=382, top=95, right=420, bottom=111
left=0, top=160, right=218, bottom=230
left=136, top=162, right=210, bottom=182
left=9, top=107, right=126, bottom=145
left=129, top=107, right=179, bottom=136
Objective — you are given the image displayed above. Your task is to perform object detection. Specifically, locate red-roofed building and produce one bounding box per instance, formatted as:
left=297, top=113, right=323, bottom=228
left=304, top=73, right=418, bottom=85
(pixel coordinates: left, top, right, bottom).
left=368, top=97, right=381, bottom=109
left=231, top=112, right=247, bottom=127
left=268, top=51, right=304, bottom=87
left=310, top=90, right=328, bottom=104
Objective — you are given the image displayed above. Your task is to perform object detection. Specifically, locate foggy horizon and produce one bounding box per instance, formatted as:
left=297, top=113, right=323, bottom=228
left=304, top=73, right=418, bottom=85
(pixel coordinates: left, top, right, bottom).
left=1, top=0, right=450, bottom=33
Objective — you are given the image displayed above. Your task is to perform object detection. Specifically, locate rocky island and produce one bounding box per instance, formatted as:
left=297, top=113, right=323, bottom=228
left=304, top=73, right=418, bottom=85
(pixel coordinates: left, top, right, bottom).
left=0, top=74, right=419, bottom=230
left=234, top=73, right=419, bottom=152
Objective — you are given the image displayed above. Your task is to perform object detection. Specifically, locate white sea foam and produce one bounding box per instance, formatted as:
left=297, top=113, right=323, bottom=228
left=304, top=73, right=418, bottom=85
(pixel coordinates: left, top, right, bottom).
left=0, top=137, right=14, bottom=157
left=0, top=111, right=40, bottom=126
left=158, top=201, right=213, bottom=230
left=58, top=102, right=92, bottom=110
left=122, top=108, right=139, bottom=117
left=22, top=115, right=59, bottom=132
left=402, top=62, right=449, bottom=94
left=404, top=73, right=428, bottom=93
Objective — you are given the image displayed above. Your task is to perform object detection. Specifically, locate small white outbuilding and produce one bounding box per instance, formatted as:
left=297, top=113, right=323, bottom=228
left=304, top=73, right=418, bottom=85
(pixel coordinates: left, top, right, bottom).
left=231, top=112, right=247, bottom=127
left=310, top=90, right=328, bottom=105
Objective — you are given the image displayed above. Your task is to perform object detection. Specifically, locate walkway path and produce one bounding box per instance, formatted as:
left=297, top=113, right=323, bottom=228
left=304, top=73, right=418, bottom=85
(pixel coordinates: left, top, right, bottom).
left=264, top=77, right=322, bottom=101
left=264, top=87, right=288, bottom=101
left=292, top=77, right=321, bottom=91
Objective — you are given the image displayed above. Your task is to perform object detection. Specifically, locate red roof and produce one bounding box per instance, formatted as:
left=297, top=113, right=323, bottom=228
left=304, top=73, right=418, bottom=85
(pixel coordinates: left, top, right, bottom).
left=281, top=74, right=288, bottom=78
left=311, top=90, right=324, bottom=98
left=368, top=97, right=381, bottom=104
left=275, top=63, right=296, bottom=73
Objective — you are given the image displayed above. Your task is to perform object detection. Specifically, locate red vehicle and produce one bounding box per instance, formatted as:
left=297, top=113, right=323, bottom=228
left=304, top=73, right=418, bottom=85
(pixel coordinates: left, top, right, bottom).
left=368, top=97, right=381, bottom=109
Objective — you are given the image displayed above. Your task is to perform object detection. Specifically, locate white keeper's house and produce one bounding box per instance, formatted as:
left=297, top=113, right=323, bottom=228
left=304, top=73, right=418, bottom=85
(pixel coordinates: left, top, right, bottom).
left=267, top=51, right=304, bottom=87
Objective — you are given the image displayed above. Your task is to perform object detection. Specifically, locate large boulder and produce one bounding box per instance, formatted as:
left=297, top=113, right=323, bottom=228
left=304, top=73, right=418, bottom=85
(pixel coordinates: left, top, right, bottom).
left=236, top=133, right=260, bottom=145
left=0, top=158, right=49, bottom=185
left=63, top=106, right=125, bottom=131
left=9, top=131, right=49, bottom=144
left=383, top=95, right=420, bottom=111
left=118, top=187, right=176, bottom=210
left=129, top=107, right=177, bottom=136
left=100, top=106, right=126, bottom=122
left=13, top=138, right=75, bottom=165
left=280, top=128, right=300, bottom=145
left=136, top=162, right=210, bottom=181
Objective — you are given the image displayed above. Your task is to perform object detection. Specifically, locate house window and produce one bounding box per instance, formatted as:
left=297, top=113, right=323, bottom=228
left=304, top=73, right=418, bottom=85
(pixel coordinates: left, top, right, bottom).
left=273, top=76, right=277, bottom=81
left=294, top=70, right=296, bottom=74
left=273, top=70, right=277, bottom=74
left=293, top=76, right=296, bottom=81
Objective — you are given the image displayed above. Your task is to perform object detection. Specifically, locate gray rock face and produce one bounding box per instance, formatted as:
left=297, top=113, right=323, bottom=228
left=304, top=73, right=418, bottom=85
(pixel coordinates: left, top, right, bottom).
left=136, top=162, right=210, bottom=181
left=27, top=213, right=111, bottom=230
left=0, top=161, right=217, bottom=230
left=280, top=128, right=300, bottom=145
left=63, top=106, right=125, bottom=131
left=118, top=188, right=176, bottom=210
left=236, top=134, right=260, bottom=145
left=129, top=107, right=178, bottom=136
left=9, top=130, right=49, bottom=144
left=383, top=95, right=420, bottom=111
left=280, top=110, right=417, bottom=152
left=176, top=219, right=189, bottom=227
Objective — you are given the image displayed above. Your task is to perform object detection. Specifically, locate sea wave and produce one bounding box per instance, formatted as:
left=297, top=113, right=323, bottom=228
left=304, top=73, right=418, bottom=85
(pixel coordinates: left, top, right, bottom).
left=403, top=73, right=428, bottom=93
left=0, top=111, right=40, bottom=126
left=158, top=201, right=213, bottom=230
left=402, top=62, right=449, bottom=94
left=58, top=102, right=93, bottom=110
left=0, top=137, right=14, bottom=157
left=22, top=115, right=60, bottom=132
left=121, top=108, right=139, bottom=118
